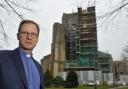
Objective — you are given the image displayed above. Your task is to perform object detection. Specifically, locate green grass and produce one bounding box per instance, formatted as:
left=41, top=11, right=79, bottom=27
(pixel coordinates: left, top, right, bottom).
left=117, top=86, right=128, bottom=89
left=45, top=85, right=108, bottom=89
left=45, top=85, right=128, bottom=89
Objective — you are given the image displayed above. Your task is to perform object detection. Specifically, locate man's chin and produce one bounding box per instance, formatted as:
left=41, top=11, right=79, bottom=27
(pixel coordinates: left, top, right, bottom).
left=22, top=47, right=33, bottom=50
left=25, top=47, right=33, bottom=50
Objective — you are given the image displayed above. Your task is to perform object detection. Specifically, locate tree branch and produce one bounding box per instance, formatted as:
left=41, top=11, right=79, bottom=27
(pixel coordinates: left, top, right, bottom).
left=0, top=2, right=12, bottom=13
left=5, top=0, right=23, bottom=20
left=100, top=3, right=128, bottom=19
left=0, top=19, right=8, bottom=47
left=97, top=2, right=128, bottom=29
left=7, top=0, right=36, bottom=12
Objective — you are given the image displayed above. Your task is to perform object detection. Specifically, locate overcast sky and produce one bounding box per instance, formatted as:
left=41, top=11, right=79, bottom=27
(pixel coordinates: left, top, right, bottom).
left=1, top=0, right=128, bottom=62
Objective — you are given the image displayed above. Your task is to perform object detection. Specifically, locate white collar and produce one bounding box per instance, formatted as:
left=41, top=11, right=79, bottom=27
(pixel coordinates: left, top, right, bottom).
left=26, top=54, right=31, bottom=58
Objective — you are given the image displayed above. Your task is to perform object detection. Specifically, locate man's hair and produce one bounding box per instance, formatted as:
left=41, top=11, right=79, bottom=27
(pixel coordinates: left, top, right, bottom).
left=18, top=20, right=40, bottom=34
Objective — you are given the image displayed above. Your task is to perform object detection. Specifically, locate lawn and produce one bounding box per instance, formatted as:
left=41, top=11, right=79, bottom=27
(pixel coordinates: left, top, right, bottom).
left=45, top=85, right=108, bottom=89
left=117, top=86, right=128, bottom=89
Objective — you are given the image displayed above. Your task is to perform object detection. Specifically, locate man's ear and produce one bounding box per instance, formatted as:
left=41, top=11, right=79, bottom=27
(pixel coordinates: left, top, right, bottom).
left=17, top=33, right=20, bottom=40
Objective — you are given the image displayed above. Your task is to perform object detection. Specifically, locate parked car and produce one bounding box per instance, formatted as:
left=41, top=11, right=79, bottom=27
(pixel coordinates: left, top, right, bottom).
left=88, top=81, right=95, bottom=85
left=83, top=80, right=99, bottom=86
left=107, top=81, right=113, bottom=85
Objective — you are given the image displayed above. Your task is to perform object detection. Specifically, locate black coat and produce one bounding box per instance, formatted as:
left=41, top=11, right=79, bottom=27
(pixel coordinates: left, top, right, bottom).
left=0, top=48, right=44, bottom=89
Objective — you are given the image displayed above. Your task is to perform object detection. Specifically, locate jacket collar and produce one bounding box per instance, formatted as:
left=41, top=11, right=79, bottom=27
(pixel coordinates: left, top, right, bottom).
left=11, top=48, right=43, bottom=89
left=11, top=48, right=28, bottom=89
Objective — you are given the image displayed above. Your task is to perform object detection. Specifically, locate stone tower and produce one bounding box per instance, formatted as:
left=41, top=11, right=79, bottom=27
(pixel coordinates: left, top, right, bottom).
left=51, top=23, right=65, bottom=77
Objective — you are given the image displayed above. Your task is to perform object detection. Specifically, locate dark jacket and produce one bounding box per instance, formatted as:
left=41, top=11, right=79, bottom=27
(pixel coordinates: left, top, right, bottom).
left=0, top=48, right=44, bottom=89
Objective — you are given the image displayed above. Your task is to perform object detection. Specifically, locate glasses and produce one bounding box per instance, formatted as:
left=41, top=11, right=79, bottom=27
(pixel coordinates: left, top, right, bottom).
left=20, top=31, right=39, bottom=38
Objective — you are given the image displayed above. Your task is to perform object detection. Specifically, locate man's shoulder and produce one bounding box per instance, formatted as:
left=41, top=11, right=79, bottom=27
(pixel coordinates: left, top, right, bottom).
left=0, top=48, right=18, bottom=56
left=0, top=49, right=12, bottom=54
left=0, top=50, right=13, bottom=62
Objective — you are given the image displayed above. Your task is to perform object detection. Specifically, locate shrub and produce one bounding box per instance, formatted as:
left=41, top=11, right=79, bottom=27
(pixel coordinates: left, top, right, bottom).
left=64, top=70, right=79, bottom=88
left=52, top=76, right=64, bottom=87
left=43, top=69, right=53, bottom=87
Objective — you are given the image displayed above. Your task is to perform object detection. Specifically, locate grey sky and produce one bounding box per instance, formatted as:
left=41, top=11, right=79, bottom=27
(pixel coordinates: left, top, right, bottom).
left=1, top=0, right=128, bottom=62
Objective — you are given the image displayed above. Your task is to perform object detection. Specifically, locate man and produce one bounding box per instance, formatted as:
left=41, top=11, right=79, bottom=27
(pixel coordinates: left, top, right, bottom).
left=0, top=20, right=44, bottom=89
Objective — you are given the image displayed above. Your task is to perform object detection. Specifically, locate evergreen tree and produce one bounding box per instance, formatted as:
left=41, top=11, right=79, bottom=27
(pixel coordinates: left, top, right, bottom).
left=53, top=76, right=64, bottom=87
left=64, top=70, right=79, bottom=88
left=43, top=69, right=53, bottom=87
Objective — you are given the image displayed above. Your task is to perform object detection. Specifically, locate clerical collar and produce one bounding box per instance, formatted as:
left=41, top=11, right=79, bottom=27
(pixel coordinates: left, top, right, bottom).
left=19, top=47, right=32, bottom=58
left=26, top=54, right=31, bottom=58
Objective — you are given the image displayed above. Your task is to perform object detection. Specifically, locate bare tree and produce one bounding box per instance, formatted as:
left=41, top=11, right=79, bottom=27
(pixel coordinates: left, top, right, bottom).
left=99, top=0, right=128, bottom=26
left=0, top=0, right=37, bottom=48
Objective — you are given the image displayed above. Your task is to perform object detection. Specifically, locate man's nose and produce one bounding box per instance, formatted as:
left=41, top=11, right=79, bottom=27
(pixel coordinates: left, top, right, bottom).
left=26, top=33, right=33, bottom=39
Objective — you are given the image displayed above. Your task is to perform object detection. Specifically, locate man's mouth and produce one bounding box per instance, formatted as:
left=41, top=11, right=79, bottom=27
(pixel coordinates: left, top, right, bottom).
left=26, top=42, right=32, bottom=44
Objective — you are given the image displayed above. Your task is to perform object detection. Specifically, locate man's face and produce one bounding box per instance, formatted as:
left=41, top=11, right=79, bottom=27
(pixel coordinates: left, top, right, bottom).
left=17, top=23, right=39, bottom=51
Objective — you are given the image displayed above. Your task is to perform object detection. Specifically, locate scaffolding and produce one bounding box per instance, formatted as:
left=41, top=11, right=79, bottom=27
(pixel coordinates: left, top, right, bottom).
left=77, top=6, right=98, bottom=69
left=65, top=6, right=98, bottom=70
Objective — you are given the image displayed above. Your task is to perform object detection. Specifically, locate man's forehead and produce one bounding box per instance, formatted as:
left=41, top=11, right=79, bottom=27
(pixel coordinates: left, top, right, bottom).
left=21, top=23, right=38, bottom=29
